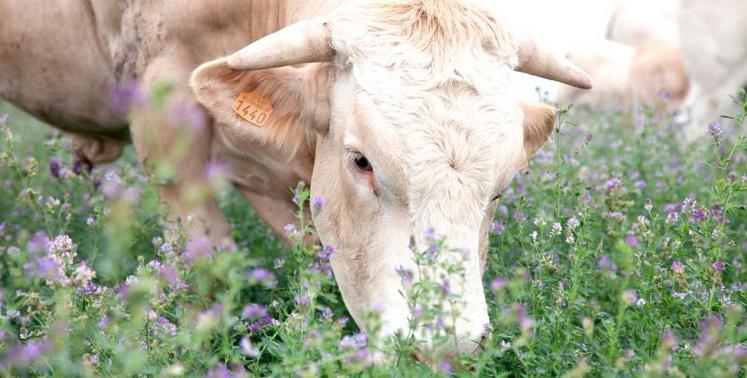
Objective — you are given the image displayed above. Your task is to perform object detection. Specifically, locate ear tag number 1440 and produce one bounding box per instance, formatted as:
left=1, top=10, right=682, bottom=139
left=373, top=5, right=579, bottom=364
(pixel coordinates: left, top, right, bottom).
left=232, top=91, right=274, bottom=127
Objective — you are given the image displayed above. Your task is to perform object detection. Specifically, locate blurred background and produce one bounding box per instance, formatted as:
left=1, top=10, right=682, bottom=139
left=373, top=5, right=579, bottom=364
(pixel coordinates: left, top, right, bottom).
left=501, top=0, right=746, bottom=140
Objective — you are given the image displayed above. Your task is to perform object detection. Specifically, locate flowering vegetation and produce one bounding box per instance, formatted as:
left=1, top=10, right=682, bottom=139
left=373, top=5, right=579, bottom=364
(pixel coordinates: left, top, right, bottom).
left=0, top=90, right=745, bottom=377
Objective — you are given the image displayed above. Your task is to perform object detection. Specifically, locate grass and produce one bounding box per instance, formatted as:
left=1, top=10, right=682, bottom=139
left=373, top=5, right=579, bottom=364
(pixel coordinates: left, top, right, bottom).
left=0, top=94, right=745, bottom=377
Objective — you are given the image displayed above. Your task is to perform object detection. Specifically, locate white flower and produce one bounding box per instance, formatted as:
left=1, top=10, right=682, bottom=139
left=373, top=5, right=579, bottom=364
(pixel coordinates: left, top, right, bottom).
left=73, top=262, right=96, bottom=288
left=47, top=234, right=77, bottom=269
left=566, top=216, right=580, bottom=230
left=635, top=298, right=646, bottom=307
left=124, top=275, right=139, bottom=286
left=240, top=337, right=260, bottom=358
left=551, top=222, right=562, bottom=236
left=500, top=340, right=511, bottom=351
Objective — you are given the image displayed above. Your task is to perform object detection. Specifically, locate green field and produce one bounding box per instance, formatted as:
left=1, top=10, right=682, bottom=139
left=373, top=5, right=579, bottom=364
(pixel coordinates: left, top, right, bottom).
left=0, top=97, right=745, bottom=376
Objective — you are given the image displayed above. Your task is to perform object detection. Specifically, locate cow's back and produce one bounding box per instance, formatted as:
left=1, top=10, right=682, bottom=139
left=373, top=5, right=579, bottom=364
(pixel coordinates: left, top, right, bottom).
left=0, top=0, right=341, bottom=138
left=0, top=0, right=128, bottom=136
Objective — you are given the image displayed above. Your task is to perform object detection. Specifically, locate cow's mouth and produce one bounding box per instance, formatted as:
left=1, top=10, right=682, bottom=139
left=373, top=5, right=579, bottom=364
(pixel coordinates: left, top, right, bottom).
left=411, top=331, right=491, bottom=369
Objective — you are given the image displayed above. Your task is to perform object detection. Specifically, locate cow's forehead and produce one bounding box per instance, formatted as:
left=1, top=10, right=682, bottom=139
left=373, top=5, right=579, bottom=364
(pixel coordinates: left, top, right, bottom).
left=330, top=0, right=519, bottom=84
left=346, top=81, right=524, bottom=208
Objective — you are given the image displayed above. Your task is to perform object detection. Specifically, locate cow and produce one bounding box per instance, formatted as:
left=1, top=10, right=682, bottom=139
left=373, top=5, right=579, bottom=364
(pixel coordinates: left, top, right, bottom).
left=557, top=0, right=689, bottom=115
left=556, top=40, right=689, bottom=114
left=678, top=0, right=747, bottom=136
left=0, top=0, right=591, bottom=353
left=607, top=0, right=680, bottom=48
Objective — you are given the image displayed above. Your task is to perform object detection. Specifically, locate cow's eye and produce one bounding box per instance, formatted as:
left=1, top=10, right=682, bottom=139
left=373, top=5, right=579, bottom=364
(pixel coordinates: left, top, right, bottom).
left=353, top=153, right=373, bottom=172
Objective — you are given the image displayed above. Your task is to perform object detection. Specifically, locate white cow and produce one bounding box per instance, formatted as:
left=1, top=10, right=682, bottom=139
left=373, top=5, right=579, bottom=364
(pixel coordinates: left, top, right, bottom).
left=1, top=0, right=592, bottom=354
left=557, top=40, right=689, bottom=114
left=607, top=0, right=680, bottom=48
left=678, top=0, right=747, bottom=135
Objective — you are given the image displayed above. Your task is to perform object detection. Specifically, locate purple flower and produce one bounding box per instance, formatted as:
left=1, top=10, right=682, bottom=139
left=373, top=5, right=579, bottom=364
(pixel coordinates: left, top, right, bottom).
left=582, top=134, right=593, bottom=145
left=512, top=211, right=526, bottom=224
left=514, top=304, right=533, bottom=332
left=204, top=159, right=231, bottom=188
left=490, top=277, right=508, bottom=293
left=598, top=255, right=617, bottom=273
left=0, top=113, right=7, bottom=124
left=690, top=208, right=707, bottom=223
left=694, top=315, right=723, bottom=358
left=321, top=307, right=334, bottom=322
left=353, top=332, right=368, bottom=348
left=336, top=316, right=350, bottom=327
left=661, top=330, right=678, bottom=349
left=205, top=364, right=232, bottom=378
left=439, top=280, right=452, bottom=296
left=25, top=257, right=66, bottom=284
left=438, top=361, right=452, bottom=375
left=634, top=180, right=647, bottom=189
left=724, top=345, right=747, bottom=360
left=160, top=264, right=188, bottom=292
left=79, top=281, right=100, bottom=296
left=707, top=121, right=723, bottom=141
left=624, top=235, right=640, bottom=248
left=109, top=81, right=147, bottom=114
left=72, top=159, right=86, bottom=175
left=603, top=177, right=625, bottom=196
left=711, top=261, right=725, bottom=271
left=710, top=204, right=728, bottom=223
left=310, top=260, right=333, bottom=277
left=184, top=236, right=213, bottom=266
left=311, top=196, right=326, bottom=215
left=602, top=211, right=626, bottom=222
left=663, top=203, right=681, bottom=215
left=167, top=103, right=206, bottom=131
left=0, top=338, right=52, bottom=369
left=242, top=304, right=268, bottom=319
left=48, top=157, right=62, bottom=179
left=101, top=170, right=124, bottom=199
left=490, top=221, right=505, bottom=235
left=339, top=332, right=368, bottom=352
left=395, top=265, right=414, bottom=286
left=671, top=260, right=685, bottom=275
left=153, top=316, right=177, bottom=336
left=27, top=231, right=49, bottom=255
left=258, top=315, right=274, bottom=325
left=294, top=294, right=310, bottom=307
left=412, top=303, right=424, bottom=318
left=248, top=268, right=277, bottom=288
left=621, top=290, right=638, bottom=305
left=99, top=316, right=110, bottom=328
left=317, top=245, right=334, bottom=260
left=283, top=223, right=298, bottom=238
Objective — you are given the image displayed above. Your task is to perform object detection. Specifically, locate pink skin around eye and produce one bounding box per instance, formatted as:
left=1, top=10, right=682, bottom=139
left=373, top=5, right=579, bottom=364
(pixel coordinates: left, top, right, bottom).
left=364, top=170, right=377, bottom=194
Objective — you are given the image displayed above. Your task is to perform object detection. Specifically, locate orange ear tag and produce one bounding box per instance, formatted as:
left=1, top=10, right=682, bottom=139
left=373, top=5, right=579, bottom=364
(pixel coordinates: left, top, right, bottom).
left=232, top=91, right=274, bottom=127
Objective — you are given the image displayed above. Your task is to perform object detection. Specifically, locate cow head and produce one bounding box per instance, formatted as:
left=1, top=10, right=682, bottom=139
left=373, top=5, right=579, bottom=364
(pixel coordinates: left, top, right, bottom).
left=192, top=0, right=590, bottom=354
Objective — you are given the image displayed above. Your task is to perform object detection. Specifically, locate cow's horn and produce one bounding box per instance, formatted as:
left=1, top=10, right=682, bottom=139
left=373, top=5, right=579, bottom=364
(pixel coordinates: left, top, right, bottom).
left=228, top=18, right=333, bottom=71
left=514, top=37, right=593, bottom=89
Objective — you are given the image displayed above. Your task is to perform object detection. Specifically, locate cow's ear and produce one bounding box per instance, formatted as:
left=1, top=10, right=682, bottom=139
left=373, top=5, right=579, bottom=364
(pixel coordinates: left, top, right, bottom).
left=521, top=102, right=557, bottom=157
left=190, top=58, right=331, bottom=155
